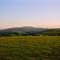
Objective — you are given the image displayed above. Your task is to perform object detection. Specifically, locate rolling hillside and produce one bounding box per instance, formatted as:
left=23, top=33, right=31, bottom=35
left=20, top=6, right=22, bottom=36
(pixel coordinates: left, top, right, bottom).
left=0, top=27, right=60, bottom=36
left=40, top=29, right=60, bottom=36
left=0, top=26, right=47, bottom=36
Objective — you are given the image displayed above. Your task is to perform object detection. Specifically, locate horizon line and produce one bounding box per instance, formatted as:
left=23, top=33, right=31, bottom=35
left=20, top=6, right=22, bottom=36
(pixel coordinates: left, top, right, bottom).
left=0, top=26, right=60, bottom=30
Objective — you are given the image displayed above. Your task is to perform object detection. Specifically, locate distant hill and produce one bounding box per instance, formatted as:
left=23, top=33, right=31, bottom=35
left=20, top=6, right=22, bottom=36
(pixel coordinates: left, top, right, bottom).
left=40, top=28, right=60, bottom=36
left=0, top=26, right=47, bottom=36
left=0, top=26, right=60, bottom=36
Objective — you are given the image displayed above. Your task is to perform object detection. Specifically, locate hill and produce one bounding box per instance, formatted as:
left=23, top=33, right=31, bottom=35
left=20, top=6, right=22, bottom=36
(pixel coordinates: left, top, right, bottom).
left=40, top=28, right=60, bottom=36
left=0, top=26, right=47, bottom=36
left=0, top=27, right=60, bottom=36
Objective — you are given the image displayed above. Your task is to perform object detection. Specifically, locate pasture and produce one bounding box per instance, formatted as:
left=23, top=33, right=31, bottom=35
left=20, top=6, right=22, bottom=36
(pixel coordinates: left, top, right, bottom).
left=0, top=36, right=60, bottom=60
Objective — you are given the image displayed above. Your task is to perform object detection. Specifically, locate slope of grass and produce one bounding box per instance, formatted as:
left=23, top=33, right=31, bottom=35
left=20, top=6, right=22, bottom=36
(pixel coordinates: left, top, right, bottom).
left=0, top=36, right=60, bottom=60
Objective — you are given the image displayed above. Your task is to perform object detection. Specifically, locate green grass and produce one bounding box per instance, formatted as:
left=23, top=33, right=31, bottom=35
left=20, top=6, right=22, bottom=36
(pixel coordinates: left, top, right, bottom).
left=0, top=36, right=60, bottom=60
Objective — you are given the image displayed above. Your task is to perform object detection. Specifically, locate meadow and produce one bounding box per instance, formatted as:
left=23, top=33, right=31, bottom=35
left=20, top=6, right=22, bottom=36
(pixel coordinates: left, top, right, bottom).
left=0, top=36, right=60, bottom=60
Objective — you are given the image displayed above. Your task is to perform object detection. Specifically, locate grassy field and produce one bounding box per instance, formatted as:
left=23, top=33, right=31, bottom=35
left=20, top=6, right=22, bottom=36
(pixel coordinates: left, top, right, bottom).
left=0, top=36, right=60, bottom=60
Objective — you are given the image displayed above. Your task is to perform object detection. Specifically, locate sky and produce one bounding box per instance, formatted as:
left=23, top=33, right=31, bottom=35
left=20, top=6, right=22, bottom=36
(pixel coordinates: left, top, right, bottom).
left=0, top=0, right=60, bottom=28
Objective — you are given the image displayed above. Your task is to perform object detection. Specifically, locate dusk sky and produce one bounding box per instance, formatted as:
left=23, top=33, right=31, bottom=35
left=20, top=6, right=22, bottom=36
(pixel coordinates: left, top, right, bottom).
left=0, top=0, right=60, bottom=28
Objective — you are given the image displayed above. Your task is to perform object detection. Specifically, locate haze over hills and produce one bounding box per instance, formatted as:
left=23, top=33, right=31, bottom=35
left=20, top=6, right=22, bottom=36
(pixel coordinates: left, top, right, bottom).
left=0, top=26, right=47, bottom=35
left=0, top=26, right=46, bottom=31
left=0, top=26, right=60, bottom=36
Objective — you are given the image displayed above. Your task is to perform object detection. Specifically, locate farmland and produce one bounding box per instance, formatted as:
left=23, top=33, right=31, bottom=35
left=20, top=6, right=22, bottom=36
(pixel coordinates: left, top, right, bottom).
left=0, top=36, right=60, bottom=60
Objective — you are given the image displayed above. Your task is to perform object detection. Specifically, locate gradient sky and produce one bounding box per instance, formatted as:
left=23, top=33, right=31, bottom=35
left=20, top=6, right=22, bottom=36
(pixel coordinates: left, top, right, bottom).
left=0, top=0, right=60, bottom=28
